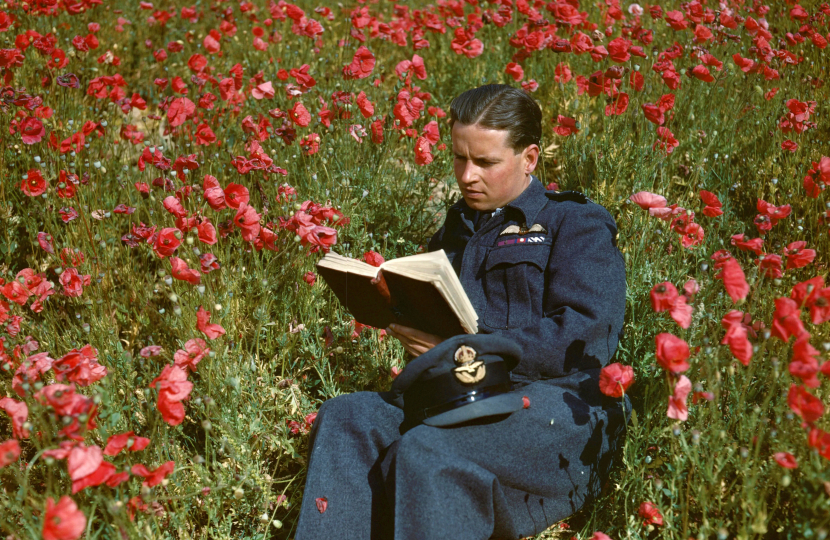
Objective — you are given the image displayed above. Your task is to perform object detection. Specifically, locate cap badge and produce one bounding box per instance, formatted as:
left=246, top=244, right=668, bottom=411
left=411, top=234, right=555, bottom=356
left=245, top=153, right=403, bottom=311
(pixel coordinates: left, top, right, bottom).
left=453, top=345, right=486, bottom=385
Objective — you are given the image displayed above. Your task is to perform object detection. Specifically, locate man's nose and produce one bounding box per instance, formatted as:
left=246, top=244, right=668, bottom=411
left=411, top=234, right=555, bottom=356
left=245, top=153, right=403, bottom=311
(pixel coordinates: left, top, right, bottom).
left=459, top=161, right=478, bottom=185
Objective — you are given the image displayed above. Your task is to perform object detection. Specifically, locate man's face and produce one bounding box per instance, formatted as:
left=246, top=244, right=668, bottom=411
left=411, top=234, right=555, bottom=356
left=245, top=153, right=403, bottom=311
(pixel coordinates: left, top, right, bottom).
left=451, top=122, right=539, bottom=212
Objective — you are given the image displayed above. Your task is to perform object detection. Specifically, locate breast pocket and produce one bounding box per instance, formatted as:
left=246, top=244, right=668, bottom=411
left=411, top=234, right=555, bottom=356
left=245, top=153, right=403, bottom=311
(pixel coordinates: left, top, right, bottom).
left=483, top=244, right=549, bottom=330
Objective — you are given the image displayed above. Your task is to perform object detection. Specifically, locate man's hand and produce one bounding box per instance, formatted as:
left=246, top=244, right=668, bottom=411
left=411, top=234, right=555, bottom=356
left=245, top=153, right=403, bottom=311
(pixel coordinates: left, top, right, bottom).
left=386, top=323, right=444, bottom=358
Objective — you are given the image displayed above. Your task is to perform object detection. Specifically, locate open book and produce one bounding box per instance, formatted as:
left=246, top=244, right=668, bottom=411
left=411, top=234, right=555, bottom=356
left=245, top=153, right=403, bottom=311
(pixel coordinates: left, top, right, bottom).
left=316, top=250, right=478, bottom=337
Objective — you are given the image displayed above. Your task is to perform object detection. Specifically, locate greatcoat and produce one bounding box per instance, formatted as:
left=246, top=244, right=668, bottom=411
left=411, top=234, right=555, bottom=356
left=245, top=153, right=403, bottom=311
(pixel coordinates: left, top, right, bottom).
left=295, top=177, right=630, bottom=540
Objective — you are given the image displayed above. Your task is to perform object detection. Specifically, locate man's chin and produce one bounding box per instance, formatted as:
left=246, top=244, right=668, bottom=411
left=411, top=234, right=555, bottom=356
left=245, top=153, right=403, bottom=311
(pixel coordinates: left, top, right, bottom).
left=462, top=196, right=493, bottom=211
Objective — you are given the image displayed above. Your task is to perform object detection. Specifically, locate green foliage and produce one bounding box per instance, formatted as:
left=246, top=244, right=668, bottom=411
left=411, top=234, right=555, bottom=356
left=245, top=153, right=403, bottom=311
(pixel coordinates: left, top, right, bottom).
left=0, top=0, right=828, bottom=539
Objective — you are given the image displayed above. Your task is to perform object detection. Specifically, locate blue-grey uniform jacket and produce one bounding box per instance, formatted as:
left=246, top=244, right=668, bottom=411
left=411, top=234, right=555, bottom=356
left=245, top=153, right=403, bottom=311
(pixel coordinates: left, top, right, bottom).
left=427, top=177, right=627, bottom=387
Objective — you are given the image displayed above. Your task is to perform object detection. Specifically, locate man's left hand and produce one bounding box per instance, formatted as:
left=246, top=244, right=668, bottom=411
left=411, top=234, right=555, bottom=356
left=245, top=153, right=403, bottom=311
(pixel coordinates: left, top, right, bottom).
left=386, top=324, right=444, bottom=358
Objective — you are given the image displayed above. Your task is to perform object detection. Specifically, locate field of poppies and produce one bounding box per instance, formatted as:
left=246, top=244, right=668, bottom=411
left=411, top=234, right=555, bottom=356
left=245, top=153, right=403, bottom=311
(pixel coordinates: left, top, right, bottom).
left=0, top=0, right=828, bottom=538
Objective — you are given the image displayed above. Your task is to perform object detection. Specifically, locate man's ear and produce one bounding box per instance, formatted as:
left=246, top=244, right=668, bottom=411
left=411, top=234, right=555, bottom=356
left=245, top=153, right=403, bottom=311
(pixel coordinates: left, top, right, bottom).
left=523, top=144, right=540, bottom=175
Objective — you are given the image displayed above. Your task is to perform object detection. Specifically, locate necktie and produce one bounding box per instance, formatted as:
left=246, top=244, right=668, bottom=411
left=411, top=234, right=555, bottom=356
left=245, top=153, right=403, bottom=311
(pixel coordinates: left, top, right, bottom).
left=475, top=211, right=493, bottom=232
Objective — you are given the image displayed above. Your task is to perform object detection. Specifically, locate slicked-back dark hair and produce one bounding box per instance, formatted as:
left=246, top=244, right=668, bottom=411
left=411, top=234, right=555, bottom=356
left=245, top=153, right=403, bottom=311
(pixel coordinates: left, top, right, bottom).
left=449, top=84, right=542, bottom=153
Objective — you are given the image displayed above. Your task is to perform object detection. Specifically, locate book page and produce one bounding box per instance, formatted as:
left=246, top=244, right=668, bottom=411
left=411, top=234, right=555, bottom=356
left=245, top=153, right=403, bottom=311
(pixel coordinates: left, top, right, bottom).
left=317, top=252, right=381, bottom=278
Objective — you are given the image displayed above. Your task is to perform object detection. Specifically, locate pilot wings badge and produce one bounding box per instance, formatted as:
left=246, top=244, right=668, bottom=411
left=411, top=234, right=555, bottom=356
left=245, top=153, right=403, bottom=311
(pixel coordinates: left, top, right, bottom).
left=499, top=223, right=547, bottom=236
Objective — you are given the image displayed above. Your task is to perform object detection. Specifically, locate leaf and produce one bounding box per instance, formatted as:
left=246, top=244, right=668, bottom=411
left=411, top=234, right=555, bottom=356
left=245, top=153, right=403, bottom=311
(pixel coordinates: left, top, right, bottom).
left=630, top=409, right=638, bottom=429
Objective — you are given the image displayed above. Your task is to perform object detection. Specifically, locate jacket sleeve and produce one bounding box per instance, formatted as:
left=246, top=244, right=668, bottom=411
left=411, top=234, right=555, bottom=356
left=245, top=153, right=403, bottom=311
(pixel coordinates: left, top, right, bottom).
left=498, top=201, right=627, bottom=382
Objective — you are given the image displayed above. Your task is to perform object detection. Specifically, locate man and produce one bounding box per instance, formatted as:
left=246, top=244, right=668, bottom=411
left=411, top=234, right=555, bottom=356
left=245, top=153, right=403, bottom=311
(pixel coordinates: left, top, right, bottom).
left=295, top=84, right=629, bottom=539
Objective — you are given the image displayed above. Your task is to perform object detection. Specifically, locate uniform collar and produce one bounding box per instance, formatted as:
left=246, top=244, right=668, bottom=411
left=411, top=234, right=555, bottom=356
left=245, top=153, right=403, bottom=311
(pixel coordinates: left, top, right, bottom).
left=449, top=175, right=547, bottom=231
left=505, top=175, right=547, bottom=226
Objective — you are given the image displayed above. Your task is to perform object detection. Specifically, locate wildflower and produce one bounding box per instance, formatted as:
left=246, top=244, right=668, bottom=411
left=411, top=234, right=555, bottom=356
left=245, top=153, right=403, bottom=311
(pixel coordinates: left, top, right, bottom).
left=150, top=365, right=193, bottom=426
left=721, top=311, right=752, bottom=366
left=0, top=397, right=29, bottom=438
left=773, top=452, right=798, bottom=469
left=342, top=46, right=375, bottom=79
left=104, top=432, right=151, bottom=456
left=173, top=338, right=210, bottom=371
left=787, top=384, right=824, bottom=425
left=637, top=501, right=664, bottom=526
left=553, top=116, right=579, bottom=136
left=630, top=191, right=667, bottom=210
left=599, top=363, right=634, bottom=398
left=0, top=439, right=21, bottom=468
left=59, top=268, right=92, bottom=298
left=363, top=251, right=385, bottom=267
left=131, top=460, right=175, bottom=487
left=52, top=345, right=107, bottom=386
left=43, top=496, right=86, bottom=540
left=196, top=306, right=225, bottom=340
left=716, top=258, right=749, bottom=303
left=655, top=333, right=690, bottom=373
left=667, top=375, right=692, bottom=421
left=21, top=169, right=48, bottom=196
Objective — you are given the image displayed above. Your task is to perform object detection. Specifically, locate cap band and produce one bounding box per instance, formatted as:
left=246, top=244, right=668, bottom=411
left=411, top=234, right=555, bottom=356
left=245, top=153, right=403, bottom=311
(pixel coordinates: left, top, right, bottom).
left=421, top=383, right=513, bottom=421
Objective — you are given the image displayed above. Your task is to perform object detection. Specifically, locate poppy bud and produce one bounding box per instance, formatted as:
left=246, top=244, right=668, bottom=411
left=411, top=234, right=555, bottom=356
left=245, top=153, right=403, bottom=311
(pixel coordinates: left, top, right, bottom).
left=233, top=487, right=245, bottom=499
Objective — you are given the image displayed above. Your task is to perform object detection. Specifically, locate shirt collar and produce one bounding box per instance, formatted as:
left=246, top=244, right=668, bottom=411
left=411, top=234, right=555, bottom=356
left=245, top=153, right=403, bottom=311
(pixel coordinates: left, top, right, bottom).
left=449, top=175, right=547, bottom=228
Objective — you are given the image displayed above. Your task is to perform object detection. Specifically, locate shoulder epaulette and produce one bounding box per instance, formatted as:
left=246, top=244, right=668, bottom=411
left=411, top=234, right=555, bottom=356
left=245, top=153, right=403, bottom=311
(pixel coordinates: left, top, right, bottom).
left=545, top=190, right=591, bottom=204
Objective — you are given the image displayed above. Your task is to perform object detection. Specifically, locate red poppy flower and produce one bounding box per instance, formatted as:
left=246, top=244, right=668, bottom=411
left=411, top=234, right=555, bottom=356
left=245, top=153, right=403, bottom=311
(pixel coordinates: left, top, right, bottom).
left=194, top=123, right=216, bottom=145
left=233, top=202, right=261, bottom=242
left=303, top=271, right=317, bottom=286
left=787, top=384, right=824, bottom=424
left=153, top=227, right=182, bottom=258
left=770, top=297, right=805, bottom=342
left=43, top=496, right=86, bottom=540
left=196, top=306, right=225, bottom=339
left=450, top=27, right=483, bottom=59
left=605, top=93, right=629, bottom=116
left=150, top=365, right=192, bottom=426
left=104, top=432, right=150, bottom=457
left=774, top=452, right=798, bottom=469
left=59, top=268, right=91, bottom=298
left=638, top=501, right=664, bottom=526
left=316, top=497, right=328, bottom=513
left=553, top=115, right=579, bottom=136
left=504, top=62, right=524, bottom=81
left=131, top=460, right=175, bottom=487
left=554, top=63, right=572, bottom=83
left=363, top=251, right=385, bottom=267
left=607, top=37, right=631, bottom=63
left=170, top=257, right=201, bottom=285
left=20, top=116, right=45, bottom=144
left=730, top=234, right=764, bottom=255
left=667, top=374, right=691, bottom=421
left=200, top=253, right=221, bottom=273
left=414, top=136, right=434, bottom=166
left=21, top=169, right=48, bottom=197
left=717, top=258, right=749, bottom=303
left=599, top=363, right=634, bottom=398
left=288, top=101, right=311, bottom=127
left=720, top=311, right=753, bottom=367
left=653, top=127, right=679, bottom=154
left=167, top=97, right=195, bottom=127
left=649, top=282, right=678, bottom=312
left=783, top=241, right=816, bottom=270
left=174, top=338, right=209, bottom=372
left=0, top=439, right=21, bottom=468
left=0, top=397, right=29, bottom=439
left=53, top=346, right=107, bottom=387
left=790, top=339, right=821, bottom=388
left=655, top=333, right=690, bottom=373
left=356, top=91, right=374, bottom=118
left=342, top=45, right=375, bottom=79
